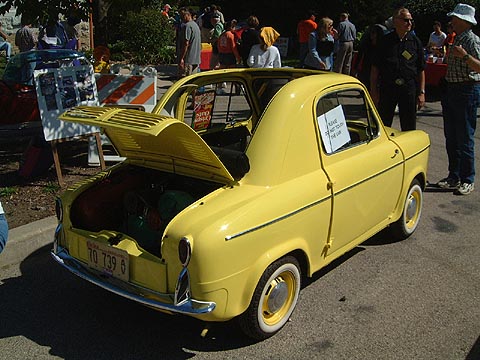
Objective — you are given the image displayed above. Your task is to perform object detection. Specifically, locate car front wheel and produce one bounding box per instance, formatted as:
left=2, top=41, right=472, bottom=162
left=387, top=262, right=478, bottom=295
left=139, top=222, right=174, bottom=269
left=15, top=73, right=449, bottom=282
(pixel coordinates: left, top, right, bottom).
left=239, top=256, right=301, bottom=340
left=390, top=179, right=423, bottom=239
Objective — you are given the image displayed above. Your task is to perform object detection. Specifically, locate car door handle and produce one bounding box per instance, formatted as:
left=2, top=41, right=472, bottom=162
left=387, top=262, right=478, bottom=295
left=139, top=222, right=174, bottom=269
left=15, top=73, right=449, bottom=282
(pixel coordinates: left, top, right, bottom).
left=327, top=181, right=335, bottom=190
left=391, top=149, right=400, bottom=158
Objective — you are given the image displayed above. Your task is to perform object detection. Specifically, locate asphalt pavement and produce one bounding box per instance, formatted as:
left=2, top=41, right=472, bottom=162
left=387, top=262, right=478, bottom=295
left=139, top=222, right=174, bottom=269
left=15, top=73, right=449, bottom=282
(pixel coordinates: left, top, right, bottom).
left=1, top=79, right=479, bottom=359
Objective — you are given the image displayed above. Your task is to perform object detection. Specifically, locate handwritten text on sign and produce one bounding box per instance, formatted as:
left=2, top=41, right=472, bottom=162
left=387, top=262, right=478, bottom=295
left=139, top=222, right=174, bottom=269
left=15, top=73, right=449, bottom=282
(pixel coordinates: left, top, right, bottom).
left=317, top=104, right=351, bottom=153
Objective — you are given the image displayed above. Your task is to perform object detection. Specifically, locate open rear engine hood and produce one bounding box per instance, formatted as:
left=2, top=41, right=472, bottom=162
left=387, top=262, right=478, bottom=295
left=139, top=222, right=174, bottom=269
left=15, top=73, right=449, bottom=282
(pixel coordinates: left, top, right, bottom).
left=60, top=106, right=235, bottom=184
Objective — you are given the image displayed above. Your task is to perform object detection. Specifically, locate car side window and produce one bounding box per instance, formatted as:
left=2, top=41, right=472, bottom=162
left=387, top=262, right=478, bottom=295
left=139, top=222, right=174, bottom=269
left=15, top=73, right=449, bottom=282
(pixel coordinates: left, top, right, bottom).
left=316, top=89, right=379, bottom=154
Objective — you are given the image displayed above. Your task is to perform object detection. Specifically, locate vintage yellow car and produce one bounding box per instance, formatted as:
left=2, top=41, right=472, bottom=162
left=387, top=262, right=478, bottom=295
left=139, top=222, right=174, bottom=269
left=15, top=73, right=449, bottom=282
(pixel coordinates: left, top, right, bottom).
left=51, top=68, right=430, bottom=340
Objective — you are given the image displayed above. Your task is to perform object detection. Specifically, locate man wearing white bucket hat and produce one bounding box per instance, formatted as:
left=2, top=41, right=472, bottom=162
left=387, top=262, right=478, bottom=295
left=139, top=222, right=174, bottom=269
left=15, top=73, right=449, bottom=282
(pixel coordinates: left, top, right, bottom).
left=438, top=3, right=480, bottom=195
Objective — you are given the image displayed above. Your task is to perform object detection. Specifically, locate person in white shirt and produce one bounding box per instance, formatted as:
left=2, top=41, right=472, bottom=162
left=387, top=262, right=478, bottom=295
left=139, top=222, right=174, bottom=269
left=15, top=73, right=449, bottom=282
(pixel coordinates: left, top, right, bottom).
left=427, top=21, right=447, bottom=56
left=247, top=27, right=282, bottom=68
left=0, top=201, right=8, bottom=254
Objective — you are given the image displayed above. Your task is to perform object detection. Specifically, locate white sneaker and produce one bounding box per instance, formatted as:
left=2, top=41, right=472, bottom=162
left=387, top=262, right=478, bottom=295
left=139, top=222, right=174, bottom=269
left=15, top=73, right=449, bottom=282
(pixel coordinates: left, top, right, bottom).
left=454, top=182, right=474, bottom=195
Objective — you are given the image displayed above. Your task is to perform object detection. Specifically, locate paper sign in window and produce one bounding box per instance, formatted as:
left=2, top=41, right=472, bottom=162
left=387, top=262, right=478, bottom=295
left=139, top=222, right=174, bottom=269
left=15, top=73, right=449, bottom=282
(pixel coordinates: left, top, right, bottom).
left=193, top=90, right=215, bottom=130
left=317, top=104, right=351, bottom=153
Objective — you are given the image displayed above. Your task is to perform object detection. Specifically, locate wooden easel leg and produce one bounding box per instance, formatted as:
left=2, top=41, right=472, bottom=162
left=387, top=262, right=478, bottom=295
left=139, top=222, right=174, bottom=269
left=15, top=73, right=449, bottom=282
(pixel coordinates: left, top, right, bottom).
left=94, top=133, right=106, bottom=170
left=50, top=141, right=65, bottom=187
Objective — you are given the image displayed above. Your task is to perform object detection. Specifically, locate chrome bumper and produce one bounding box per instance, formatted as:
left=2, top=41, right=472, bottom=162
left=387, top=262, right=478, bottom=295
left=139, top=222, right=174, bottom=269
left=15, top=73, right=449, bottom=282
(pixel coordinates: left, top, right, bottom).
left=51, top=244, right=216, bottom=315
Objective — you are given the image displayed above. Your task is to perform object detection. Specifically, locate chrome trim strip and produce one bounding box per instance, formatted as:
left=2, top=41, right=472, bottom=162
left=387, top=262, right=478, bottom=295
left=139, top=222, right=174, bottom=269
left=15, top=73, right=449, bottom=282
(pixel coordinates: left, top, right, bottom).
left=226, top=145, right=430, bottom=241
left=51, top=245, right=216, bottom=315
left=335, top=160, right=403, bottom=197
left=225, top=161, right=401, bottom=241
left=405, top=144, right=430, bottom=162
left=225, top=195, right=331, bottom=241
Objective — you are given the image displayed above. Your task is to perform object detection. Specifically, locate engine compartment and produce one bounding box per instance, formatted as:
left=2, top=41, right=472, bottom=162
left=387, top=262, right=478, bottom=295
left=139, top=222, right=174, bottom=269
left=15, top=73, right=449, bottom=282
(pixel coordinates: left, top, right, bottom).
left=70, top=165, right=222, bottom=254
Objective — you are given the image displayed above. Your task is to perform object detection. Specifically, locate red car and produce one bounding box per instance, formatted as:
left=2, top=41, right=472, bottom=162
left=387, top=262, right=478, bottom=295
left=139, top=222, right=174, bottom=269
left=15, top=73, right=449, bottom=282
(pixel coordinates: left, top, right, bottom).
left=0, top=49, right=90, bottom=137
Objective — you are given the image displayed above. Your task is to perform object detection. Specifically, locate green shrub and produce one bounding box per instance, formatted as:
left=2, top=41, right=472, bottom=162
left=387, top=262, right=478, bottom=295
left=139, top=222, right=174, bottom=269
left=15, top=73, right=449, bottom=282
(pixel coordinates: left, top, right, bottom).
left=119, top=8, right=176, bottom=65
left=0, top=187, right=18, bottom=197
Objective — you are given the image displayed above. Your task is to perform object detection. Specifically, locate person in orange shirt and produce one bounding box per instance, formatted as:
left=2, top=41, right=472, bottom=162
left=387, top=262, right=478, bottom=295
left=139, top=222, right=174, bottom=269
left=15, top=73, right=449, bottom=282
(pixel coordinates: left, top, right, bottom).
left=297, top=10, right=317, bottom=68
left=218, top=20, right=241, bottom=68
left=161, top=4, right=171, bottom=18
left=443, top=22, right=456, bottom=57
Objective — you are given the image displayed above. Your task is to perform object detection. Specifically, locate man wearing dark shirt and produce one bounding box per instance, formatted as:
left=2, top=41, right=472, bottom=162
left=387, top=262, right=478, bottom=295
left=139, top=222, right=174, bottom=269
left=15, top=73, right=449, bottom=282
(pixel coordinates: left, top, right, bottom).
left=370, top=8, right=425, bottom=131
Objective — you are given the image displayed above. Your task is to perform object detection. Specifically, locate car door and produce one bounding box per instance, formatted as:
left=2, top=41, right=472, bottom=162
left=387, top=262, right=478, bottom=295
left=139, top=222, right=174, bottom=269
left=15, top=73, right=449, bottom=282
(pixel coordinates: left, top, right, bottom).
left=316, top=87, right=404, bottom=258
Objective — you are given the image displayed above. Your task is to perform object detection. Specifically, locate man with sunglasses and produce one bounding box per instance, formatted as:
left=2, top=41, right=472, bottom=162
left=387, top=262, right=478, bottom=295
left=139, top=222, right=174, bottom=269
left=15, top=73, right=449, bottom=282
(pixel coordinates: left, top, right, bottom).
left=370, top=8, right=425, bottom=131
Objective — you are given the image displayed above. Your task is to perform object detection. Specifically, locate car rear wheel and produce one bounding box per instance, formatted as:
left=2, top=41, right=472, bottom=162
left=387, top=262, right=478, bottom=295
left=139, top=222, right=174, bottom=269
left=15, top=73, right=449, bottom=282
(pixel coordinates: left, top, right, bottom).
left=238, top=256, right=301, bottom=340
left=390, top=179, right=423, bottom=239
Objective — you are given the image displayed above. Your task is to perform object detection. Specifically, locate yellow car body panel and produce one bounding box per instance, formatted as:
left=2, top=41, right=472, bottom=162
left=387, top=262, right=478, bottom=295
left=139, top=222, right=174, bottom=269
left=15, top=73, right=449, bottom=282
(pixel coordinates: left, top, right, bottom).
left=52, top=69, right=430, bottom=326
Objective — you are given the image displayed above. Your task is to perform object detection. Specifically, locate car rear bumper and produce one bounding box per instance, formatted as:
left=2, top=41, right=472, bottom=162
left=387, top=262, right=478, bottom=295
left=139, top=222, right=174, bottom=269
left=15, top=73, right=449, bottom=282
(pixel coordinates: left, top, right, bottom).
left=51, top=244, right=216, bottom=315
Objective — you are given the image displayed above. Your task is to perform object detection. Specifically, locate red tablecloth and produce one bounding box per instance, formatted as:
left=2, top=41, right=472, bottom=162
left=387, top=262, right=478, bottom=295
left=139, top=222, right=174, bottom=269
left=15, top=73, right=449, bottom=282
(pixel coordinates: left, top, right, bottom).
left=425, top=62, right=447, bottom=87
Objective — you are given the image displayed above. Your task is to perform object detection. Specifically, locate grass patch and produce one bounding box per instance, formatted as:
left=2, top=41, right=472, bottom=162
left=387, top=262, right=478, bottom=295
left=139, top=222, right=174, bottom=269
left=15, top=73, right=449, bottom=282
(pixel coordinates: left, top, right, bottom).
left=0, top=187, right=18, bottom=197
left=43, top=182, right=61, bottom=194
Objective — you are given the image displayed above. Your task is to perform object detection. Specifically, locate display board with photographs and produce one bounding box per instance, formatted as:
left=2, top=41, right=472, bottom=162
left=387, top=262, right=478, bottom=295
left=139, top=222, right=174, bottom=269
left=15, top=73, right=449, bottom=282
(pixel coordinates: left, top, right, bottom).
left=35, top=65, right=100, bottom=141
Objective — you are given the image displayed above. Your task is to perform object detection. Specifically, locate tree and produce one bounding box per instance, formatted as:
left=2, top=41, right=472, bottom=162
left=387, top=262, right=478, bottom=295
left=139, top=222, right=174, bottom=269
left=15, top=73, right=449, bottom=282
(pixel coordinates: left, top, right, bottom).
left=405, top=0, right=480, bottom=43
left=0, top=0, right=90, bottom=23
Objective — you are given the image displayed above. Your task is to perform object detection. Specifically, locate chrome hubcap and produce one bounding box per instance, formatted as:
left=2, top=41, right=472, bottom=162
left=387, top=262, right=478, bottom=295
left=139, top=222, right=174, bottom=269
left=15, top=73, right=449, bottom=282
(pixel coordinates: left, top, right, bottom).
left=266, top=278, right=288, bottom=313
left=406, top=194, right=418, bottom=221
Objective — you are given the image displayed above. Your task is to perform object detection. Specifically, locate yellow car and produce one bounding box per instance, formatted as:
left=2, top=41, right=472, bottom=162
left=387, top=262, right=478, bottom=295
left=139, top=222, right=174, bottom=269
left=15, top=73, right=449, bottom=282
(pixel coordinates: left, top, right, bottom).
left=51, top=69, right=430, bottom=340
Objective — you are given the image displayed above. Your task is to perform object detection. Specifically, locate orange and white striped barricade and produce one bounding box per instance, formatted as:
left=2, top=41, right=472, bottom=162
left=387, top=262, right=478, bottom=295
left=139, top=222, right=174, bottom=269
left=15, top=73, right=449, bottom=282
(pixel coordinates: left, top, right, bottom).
left=94, top=65, right=158, bottom=112
left=88, top=66, right=158, bottom=165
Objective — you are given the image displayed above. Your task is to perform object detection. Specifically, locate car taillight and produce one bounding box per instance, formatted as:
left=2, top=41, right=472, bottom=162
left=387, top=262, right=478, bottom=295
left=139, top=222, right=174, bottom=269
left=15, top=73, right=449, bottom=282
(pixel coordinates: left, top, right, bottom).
left=178, top=237, right=191, bottom=267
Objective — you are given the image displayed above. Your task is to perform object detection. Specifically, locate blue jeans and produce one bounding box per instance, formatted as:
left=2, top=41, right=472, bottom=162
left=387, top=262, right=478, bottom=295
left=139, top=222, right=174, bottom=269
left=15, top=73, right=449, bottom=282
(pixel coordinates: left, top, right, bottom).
left=299, top=42, right=308, bottom=68
left=0, top=214, right=8, bottom=254
left=442, top=82, right=480, bottom=184
left=0, top=41, right=12, bottom=60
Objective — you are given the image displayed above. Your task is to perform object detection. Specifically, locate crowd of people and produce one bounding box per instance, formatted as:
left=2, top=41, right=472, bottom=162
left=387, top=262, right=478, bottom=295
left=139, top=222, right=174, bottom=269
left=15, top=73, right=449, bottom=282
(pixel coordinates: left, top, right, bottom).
left=175, top=4, right=282, bottom=77
left=0, top=12, right=82, bottom=60
left=174, top=3, right=480, bottom=196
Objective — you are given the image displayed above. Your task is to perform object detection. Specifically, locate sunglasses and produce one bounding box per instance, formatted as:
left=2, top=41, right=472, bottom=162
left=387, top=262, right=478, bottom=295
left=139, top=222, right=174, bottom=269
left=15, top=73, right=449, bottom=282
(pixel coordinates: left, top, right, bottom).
left=398, top=18, right=414, bottom=23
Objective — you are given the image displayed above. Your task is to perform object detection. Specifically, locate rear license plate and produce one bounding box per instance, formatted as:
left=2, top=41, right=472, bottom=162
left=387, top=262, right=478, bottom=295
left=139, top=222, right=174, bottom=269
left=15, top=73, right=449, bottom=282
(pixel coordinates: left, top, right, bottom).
left=86, top=240, right=129, bottom=281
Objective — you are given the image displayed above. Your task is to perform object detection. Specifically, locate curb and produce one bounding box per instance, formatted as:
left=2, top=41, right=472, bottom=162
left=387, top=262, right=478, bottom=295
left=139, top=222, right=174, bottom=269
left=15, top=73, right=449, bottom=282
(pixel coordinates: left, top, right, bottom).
left=0, top=216, right=57, bottom=268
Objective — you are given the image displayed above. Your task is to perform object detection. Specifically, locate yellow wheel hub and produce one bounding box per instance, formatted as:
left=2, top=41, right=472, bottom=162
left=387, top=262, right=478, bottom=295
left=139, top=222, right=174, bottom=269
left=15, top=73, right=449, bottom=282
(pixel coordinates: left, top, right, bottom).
left=262, top=271, right=296, bottom=326
left=405, top=188, right=421, bottom=229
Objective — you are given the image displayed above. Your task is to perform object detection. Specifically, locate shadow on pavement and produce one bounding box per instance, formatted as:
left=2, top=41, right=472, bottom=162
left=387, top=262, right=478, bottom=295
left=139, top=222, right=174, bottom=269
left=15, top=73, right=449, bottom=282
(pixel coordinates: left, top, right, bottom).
left=0, top=245, right=258, bottom=359
left=467, top=335, right=480, bottom=360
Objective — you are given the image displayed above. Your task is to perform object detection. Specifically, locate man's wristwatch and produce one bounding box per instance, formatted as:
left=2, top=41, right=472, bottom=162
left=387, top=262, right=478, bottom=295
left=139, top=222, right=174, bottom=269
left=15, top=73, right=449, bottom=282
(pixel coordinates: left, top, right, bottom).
left=420, top=89, right=426, bottom=94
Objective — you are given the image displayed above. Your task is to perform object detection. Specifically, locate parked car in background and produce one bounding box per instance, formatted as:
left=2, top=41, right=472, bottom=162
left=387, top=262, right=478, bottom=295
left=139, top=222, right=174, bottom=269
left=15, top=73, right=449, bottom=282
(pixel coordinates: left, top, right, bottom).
left=0, top=49, right=89, bottom=137
left=51, top=68, right=430, bottom=340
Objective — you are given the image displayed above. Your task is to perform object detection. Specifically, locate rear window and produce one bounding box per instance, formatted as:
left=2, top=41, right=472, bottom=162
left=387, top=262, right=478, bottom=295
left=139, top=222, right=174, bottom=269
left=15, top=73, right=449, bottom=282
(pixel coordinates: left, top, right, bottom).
left=183, top=81, right=252, bottom=152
